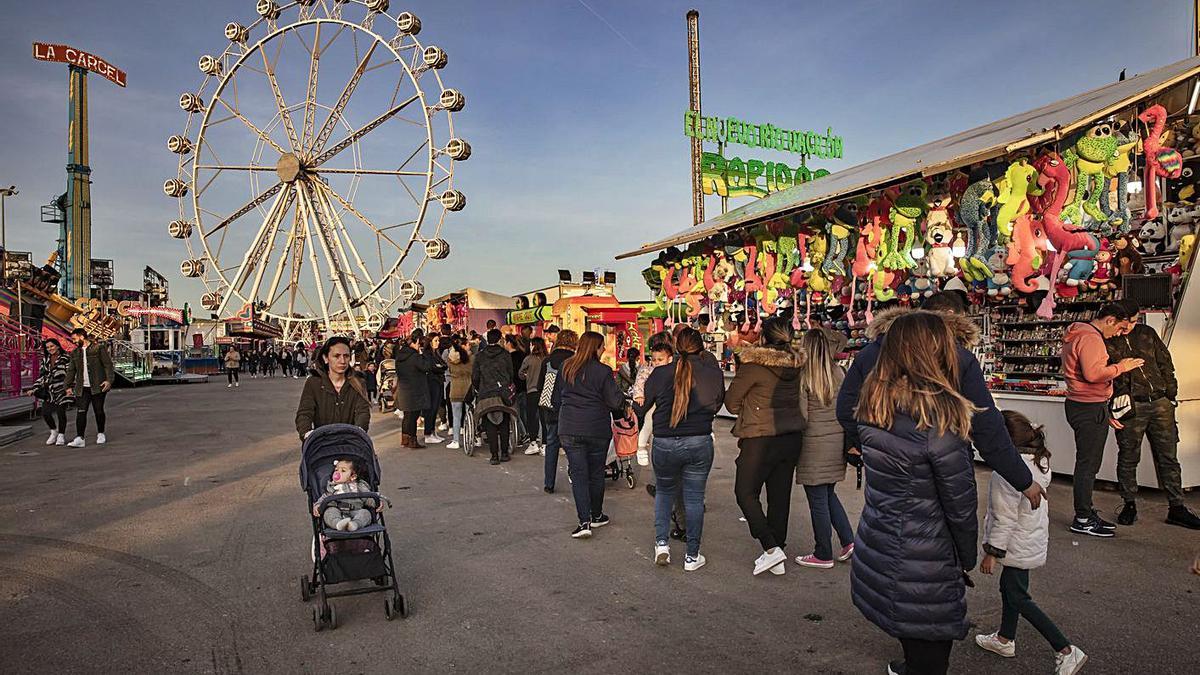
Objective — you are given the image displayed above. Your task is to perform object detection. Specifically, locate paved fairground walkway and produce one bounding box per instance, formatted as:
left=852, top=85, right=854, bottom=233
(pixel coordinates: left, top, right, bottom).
left=0, top=377, right=1196, bottom=674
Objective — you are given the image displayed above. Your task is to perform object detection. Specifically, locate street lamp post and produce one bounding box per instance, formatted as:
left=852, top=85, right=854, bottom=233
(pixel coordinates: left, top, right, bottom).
left=0, top=185, right=17, bottom=277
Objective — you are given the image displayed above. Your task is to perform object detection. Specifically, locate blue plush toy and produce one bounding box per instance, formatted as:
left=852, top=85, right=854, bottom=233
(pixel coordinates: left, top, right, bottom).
left=1061, top=249, right=1097, bottom=287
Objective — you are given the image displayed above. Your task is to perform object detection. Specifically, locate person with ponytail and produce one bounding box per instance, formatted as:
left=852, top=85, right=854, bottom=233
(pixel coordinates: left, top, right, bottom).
left=634, top=327, right=725, bottom=571
left=851, top=311, right=982, bottom=675
left=557, top=331, right=627, bottom=539
left=724, top=317, right=807, bottom=577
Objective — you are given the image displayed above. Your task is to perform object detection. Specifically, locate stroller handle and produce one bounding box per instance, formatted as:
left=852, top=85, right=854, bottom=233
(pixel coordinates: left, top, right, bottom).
left=312, top=491, right=392, bottom=512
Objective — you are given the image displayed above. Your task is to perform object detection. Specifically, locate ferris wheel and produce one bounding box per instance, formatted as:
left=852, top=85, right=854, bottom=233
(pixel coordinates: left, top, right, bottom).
left=165, top=0, right=468, bottom=338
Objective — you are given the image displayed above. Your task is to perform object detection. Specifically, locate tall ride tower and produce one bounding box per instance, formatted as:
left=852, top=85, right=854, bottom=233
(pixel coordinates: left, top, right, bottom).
left=33, top=42, right=126, bottom=299
left=686, top=10, right=703, bottom=226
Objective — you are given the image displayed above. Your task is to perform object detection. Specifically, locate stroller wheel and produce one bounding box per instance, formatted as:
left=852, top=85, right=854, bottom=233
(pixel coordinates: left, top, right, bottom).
left=626, top=473, right=636, bottom=490
left=299, top=575, right=312, bottom=602
left=312, top=607, right=324, bottom=632
left=395, top=593, right=409, bottom=618
left=325, top=605, right=337, bottom=630
left=384, top=598, right=395, bottom=620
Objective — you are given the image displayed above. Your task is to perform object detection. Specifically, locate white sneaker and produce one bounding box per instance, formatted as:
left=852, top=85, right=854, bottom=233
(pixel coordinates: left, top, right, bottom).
left=446, top=441, right=460, bottom=450
left=474, top=437, right=482, bottom=447
left=768, top=561, right=786, bottom=575
left=46, top=430, right=58, bottom=445
left=753, top=547, right=787, bottom=576
left=227, top=384, right=232, bottom=388
left=1055, top=646, right=1087, bottom=675
left=524, top=445, right=540, bottom=455
left=437, top=422, right=447, bottom=432
left=96, top=433, right=107, bottom=445
left=683, top=554, right=706, bottom=571
left=55, top=434, right=65, bottom=446
left=67, top=437, right=85, bottom=448
left=655, top=544, right=671, bottom=566
left=975, top=632, right=1016, bottom=658
left=235, top=382, right=239, bottom=387
left=424, top=435, right=443, bottom=444
left=540, top=446, right=546, bottom=456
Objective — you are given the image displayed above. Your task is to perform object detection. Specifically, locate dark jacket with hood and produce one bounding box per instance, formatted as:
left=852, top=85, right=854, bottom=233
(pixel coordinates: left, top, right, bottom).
left=537, top=347, right=574, bottom=422
left=296, top=370, right=371, bottom=439
left=724, top=344, right=807, bottom=439
left=472, top=343, right=514, bottom=399
left=64, top=341, right=115, bottom=392
left=635, top=354, right=726, bottom=437
left=851, top=413, right=978, bottom=642
left=1106, top=323, right=1176, bottom=402
left=836, top=308, right=1033, bottom=493
left=392, top=343, right=431, bottom=411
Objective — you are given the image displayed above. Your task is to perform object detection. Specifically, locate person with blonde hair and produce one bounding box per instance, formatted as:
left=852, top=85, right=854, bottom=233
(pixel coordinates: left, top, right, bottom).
left=793, top=327, right=855, bottom=570
left=851, top=311, right=981, bottom=675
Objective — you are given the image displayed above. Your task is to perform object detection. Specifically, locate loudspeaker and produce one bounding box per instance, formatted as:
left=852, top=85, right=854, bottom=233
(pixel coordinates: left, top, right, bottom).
left=1122, top=274, right=1173, bottom=310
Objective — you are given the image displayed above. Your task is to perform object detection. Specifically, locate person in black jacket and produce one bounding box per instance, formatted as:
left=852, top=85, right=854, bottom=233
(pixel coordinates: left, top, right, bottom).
left=473, top=329, right=516, bottom=464
left=837, top=297, right=1042, bottom=510
left=393, top=331, right=431, bottom=448
left=1106, top=300, right=1200, bottom=529
left=634, top=328, right=724, bottom=571
left=537, top=329, right=577, bottom=492
left=422, top=335, right=449, bottom=444
left=851, top=311, right=980, bottom=675
left=558, top=331, right=627, bottom=539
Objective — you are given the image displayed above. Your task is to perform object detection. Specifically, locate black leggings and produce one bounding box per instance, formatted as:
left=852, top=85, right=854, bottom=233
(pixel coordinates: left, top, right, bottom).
left=734, top=433, right=801, bottom=551
left=227, top=367, right=239, bottom=384
left=42, top=401, right=67, bottom=433
left=402, top=410, right=420, bottom=437
left=76, top=387, right=107, bottom=436
left=899, top=638, right=953, bottom=675
left=425, top=381, right=444, bottom=435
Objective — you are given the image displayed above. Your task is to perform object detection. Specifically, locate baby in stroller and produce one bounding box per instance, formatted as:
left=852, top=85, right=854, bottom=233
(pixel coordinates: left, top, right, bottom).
left=313, top=458, right=378, bottom=531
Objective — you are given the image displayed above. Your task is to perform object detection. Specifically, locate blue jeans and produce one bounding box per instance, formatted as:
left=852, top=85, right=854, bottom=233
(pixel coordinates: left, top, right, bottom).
left=802, top=483, right=854, bottom=561
left=653, top=435, right=714, bottom=557
left=561, top=434, right=609, bottom=525
left=541, top=412, right=560, bottom=490
left=450, top=401, right=464, bottom=445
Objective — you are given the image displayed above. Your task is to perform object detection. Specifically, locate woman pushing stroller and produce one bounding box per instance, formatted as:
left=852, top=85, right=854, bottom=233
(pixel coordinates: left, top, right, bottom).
left=296, top=337, right=372, bottom=440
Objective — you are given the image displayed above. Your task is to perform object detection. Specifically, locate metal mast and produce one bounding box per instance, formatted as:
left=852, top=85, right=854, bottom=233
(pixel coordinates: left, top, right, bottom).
left=686, top=9, right=703, bottom=226
left=65, top=65, right=91, bottom=299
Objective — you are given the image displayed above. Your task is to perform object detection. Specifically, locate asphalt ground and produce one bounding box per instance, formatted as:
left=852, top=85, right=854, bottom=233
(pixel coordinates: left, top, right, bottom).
left=0, top=376, right=1197, bottom=674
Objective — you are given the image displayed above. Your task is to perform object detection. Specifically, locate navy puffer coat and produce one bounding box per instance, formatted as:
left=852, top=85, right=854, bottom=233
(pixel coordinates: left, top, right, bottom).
left=851, top=413, right=978, bottom=642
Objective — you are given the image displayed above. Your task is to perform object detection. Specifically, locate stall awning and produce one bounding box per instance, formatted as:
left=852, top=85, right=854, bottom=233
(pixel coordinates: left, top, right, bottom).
left=425, top=287, right=516, bottom=310
left=616, top=55, right=1200, bottom=260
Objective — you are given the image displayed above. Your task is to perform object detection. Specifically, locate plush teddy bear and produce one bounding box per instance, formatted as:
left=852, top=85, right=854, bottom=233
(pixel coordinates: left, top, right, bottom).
left=986, top=248, right=1012, bottom=297
left=1165, top=204, right=1199, bottom=254
left=924, top=219, right=957, bottom=277
left=1139, top=218, right=1169, bottom=256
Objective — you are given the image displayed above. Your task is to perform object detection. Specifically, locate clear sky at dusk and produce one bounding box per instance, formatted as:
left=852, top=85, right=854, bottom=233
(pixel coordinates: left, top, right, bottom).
left=0, top=0, right=1195, bottom=311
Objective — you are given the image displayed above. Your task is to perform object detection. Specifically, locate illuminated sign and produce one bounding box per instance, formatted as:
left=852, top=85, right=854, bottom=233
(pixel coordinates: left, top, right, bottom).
left=32, top=42, right=127, bottom=87
left=701, top=151, right=830, bottom=199
left=507, top=306, right=553, bottom=325
left=684, top=112, right=844, bottom=159
left=125, top=306, right=185, bottom=323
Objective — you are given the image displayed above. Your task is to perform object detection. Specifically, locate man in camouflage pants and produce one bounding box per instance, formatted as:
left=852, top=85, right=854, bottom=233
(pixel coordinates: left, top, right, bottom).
left=1106, top=301, right=1200, bottom=529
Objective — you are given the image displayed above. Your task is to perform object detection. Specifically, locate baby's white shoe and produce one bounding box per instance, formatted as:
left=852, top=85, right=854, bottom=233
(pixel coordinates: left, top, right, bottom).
left=336, top=517, right=351, bottom=531
left=346, top=521, right=359, bottom=532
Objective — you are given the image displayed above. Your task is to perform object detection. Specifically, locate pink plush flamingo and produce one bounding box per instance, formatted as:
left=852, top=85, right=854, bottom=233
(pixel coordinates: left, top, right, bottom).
left=1138, top=104, right=1183, bottom=219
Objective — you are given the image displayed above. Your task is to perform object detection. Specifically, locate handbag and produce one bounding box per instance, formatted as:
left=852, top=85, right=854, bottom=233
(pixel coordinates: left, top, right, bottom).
left=1110, top=394, right=1132, bottom=420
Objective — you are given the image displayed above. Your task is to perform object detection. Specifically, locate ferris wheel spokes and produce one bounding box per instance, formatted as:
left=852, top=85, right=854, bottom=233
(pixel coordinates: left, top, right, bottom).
left=214, top=183, right=293, bottom=318
left=312, top=181, right=375, bottom=310
left=299, top=21, right=321, bottom=150
left=260, top=35, right=301, bottom=150
left=308, top=39, right=379, bottom=157
left=298, top=182, right=361, bottom=331
left=204, top=181, right=285, bottom=237
left=310, top=93, right=421, bottom=167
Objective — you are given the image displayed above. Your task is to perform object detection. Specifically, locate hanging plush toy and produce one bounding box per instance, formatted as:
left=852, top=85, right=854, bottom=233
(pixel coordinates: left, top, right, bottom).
left=1099, top=128, right=1138, bottom=232
left=993, top=159, right=1040, bottom=237
left=1007, top=214, right=1051, bottom=293
left=1088, top=240, right=1117, bottom=293
left=1062, top=122, right=1121, bottom=227
left=881, top=182, right=927, bottom=270
left=986, top=248, right=1013, bottom=297
left=1112, top=233, right=1144, bottom=276
left=1165, top=204, right=1199, bottom=253
left=1139, top=218, right=1168, bottom=256
left=807, top=235, right=831, bottom=294
left=957, top=170, right=997, bottom=279
left=1166, top=158, right=1200, bottom=203
left=924, top=216, right=957, bottom=277
left=822, top=204, right=857, bottom=279
left=1139, top=104, right=1184, bottom=220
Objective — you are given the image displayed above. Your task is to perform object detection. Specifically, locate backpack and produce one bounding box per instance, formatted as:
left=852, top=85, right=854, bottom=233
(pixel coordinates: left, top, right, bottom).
left=539, top=360, right=560, bottom=409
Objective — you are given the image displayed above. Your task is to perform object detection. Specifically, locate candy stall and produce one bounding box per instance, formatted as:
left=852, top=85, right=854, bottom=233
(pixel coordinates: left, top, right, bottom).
left=618, top=56, right=1200, bottom=488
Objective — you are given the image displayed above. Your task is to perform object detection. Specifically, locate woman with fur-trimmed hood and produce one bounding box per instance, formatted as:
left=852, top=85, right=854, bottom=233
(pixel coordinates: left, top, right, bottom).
left=724, top=317, right=808, bottom=577
left=836, top=295, right=1038, bottom=505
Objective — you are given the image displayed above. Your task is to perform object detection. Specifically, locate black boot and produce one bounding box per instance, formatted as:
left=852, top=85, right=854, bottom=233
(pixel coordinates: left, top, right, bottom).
left=1167, top=504, right=1200, bottom=530
left=500, top=451, right=511, bottom=462
left=490, top=453, right=500, bottom=465
left=1117, top=501, right=1138, bottom=526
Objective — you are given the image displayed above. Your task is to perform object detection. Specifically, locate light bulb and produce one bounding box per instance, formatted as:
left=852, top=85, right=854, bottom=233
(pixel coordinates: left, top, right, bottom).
left=911, top=247, right=926, bottom=260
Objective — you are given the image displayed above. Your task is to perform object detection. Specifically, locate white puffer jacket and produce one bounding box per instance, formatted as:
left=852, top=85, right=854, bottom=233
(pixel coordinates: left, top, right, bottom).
left=983, top=453, right=1051, bottom=569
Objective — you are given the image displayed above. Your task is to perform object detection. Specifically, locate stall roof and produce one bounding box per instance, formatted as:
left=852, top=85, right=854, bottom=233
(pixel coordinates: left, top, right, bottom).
left=616, top=55, right=1200, bottom=260
left=425, top=287, right=516, bottom=310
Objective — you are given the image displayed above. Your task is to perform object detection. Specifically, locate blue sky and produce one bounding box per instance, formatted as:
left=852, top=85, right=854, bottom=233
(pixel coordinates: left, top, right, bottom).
left=0, top=0, right=1194, bottom=313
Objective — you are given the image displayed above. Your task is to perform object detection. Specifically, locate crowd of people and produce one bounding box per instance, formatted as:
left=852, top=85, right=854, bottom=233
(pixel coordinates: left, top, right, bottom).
left=278, top=292, right=1200, bottom=675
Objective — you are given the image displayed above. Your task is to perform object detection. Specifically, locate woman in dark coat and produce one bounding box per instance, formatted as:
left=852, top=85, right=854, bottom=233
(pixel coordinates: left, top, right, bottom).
left=421, top=335, right=448, bottom=444
left=392, top=332, right=431, bottom=448
left=852, top=311, right=980, bottom=675
left=295, top=337, right=371, bottom=440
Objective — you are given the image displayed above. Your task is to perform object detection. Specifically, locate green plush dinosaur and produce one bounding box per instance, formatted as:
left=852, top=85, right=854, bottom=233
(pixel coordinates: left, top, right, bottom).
left=994, top=159, right=1039, bottom=238
left=1063, top=123, right=1120, bottom=226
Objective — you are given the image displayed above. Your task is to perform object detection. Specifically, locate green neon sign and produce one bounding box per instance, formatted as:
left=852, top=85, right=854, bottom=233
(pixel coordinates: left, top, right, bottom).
left=683, top=111, right=844, bottom=159
left=701, top=151, right=830, bottom=198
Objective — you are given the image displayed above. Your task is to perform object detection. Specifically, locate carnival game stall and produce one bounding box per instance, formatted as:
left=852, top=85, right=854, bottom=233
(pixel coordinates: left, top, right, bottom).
left=619, top=56, right=1200, bottom=488
left=425, top=288, right=515, bottom=334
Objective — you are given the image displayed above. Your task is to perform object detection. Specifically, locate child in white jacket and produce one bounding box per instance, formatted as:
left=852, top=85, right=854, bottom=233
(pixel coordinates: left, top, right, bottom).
left=976, top=411, right=1088, bottom=675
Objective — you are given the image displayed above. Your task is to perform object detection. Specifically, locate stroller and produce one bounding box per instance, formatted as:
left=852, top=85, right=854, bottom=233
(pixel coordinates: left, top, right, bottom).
left=605, top=412, right=639, bottom=489
left=376, top=359, right=396, bottom=412
left=299, top=424, right=407, bottom=630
